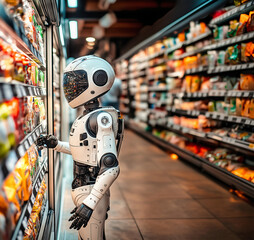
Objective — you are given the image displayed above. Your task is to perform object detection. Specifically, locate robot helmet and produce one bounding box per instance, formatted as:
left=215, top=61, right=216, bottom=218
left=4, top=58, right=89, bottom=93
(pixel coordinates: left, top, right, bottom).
left=63, top=55, right=115, bottom=108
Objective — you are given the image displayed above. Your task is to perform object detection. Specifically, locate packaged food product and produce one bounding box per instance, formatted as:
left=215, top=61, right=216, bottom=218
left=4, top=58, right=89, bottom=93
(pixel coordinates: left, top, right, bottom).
left=249, top=99, right=254, bottom=119
left=190, top=75, right=200, bottom=92
left=241, top=99, right=250, bottom=117
left=236, top=98, right=242, bottom=116
left=237, top=14, right=248, bottom=35
left=227, top=20, right=239, bottom=38
left=245, top=42, right=254, bottom=61
left=247, top=11, right=254, bottom=32
left=239, top=74, right=254, bottom=90
left=15, top=153, right=32, bottom=201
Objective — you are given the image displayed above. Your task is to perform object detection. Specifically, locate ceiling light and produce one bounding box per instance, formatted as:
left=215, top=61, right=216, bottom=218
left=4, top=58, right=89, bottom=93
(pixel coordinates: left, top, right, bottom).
left=88, top=42, right=95, bottom=46
left=69, top=21, right=78, bottom=39
left=67, top=0, right=78, bottom=8
left=86, top=37, right=95, bottom=42
left=59, top=24, right=65, bottom=46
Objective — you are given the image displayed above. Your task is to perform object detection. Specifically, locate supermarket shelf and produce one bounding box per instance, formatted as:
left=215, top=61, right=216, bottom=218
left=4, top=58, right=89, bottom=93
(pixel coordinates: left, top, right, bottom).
left=208, top=63, right=254, bottom=74
left=148, top=59, right=166, bottom=67
left=147, top=49, right=166, bottom=60
left=148, top=86, right=169, bottom=92
left=0, top=82, right=46, bottom=101
left=0, top=123, right=45, bottom=185
left=157, top=121, right=254, bottom=155
left=36, top=201, right=49, bottom=240
left=128, top=120, right=254, bottom=198
left=166, top=43, right=183, bottom=54
left=171, top=48, right=206, bottom=60
left=209, top=1, right=254, bottom=26
left=129, top=71, right=146, bottom=79
left=167, top=71, right=184, bottom=78
left=168, top=107, right=254, bottom=127
left=147, top=73, right=165, bottom=81
left=184, top=31, right=212, bottom=45
left=165, top=32, right=211, bottom=56
left=172, top=90, right=254, bottom=99
left=11, top=159, right=48, bottom=240
left=205, top=31, right=254, bottom=51
left=0, top=18, right=45, bottom=69
left=185, top=66, right=208, bottom=75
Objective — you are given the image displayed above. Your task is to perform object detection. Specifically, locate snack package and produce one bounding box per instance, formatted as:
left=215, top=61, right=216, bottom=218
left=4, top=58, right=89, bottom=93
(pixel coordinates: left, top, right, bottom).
left=241, top=99, right=250, bottom=117
left=245, top=42, right=254, bottom=61
left=236, top=14, right=248, bottom=35
left=191, top=75, right=201, bottom=92
left=239, top=74, right=254, bottom=90
left=249, top=99, right=254, bottom=119
left=247, top=11, right=254, bottom=32
left=227, top=20, right=239, bottom=38
left=15, top=153, right=32, bottom=201
left=236, top=98, right=242, bottom=116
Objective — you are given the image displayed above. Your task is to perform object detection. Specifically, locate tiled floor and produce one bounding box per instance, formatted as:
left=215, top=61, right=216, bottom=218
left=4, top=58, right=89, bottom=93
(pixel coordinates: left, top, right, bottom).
left=59, top=130, right=254, bottom=240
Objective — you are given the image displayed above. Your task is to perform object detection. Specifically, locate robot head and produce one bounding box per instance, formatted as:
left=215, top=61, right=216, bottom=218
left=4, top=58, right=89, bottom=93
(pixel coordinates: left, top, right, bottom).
left=63, top=55, right=115, bottom=108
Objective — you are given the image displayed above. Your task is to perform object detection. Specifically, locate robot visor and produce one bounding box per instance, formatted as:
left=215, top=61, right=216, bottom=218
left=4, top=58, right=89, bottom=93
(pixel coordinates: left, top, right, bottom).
left=63, top=70, right=89, bottom=102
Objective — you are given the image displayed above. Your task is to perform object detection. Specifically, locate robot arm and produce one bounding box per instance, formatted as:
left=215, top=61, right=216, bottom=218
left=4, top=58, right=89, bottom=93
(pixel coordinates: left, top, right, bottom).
left=36, top=135, right=71, bottom=155
left=69, top=112, right=120, bottom=230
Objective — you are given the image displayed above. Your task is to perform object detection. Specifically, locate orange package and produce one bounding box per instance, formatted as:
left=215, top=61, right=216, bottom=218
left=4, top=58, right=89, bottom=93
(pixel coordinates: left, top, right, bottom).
left=247, top=11, right=254, bottom=32
left=236, top=98, right=242, bottom=116
left=239, top=74, right=254, bottom=90
left=249, top=99, right=254, bottom=119
left=178, top=32, right=185, bottom=42
left=241, top=99, right=250, bottom=117
left=185, top=76, right=192, bottom=92
left=245, top=42, right=254, bottom=60
left=191, top=75, right=201, bottom=93
left=15, top=153, right=32, bottom=201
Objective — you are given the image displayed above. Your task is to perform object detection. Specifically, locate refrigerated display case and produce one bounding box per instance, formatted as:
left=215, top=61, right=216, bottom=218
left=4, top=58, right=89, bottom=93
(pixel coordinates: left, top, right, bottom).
left=0, top=0, right=66, bottom=239
left=117, top=0, right=254, bottom=198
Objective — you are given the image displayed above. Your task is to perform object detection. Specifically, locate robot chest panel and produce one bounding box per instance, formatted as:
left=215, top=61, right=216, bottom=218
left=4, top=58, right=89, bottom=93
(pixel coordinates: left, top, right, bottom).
left=69, top=114, right=97, bottom=166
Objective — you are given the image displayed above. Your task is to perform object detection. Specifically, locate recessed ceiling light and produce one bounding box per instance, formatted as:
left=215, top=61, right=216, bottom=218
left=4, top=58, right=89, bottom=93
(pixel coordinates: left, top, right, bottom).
left=69, top=21, right=78, bottom=39
left=67, top=0, right=78, bottom=8
left=86, top=37, right=96, bottom=43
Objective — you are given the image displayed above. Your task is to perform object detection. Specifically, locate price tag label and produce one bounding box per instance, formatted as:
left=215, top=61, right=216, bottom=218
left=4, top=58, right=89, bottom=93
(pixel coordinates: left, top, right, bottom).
left=24, top=140, right=29, bottom=150
left=236, top=65, right=241, bottom=70
left=30, top=194, right=35, bottom=204
left=36, top=129, right=40, bottom=136
left=15, top=85, right=22, bottom=97
left=21, top=86, right=26, bottom=96
left=28, top=136, right=33, bottom=145
left=247, top=2, right=252, bottom=7
left=243, top=92, right=249, bottom=97
left=3, top=84, right=13, bottom=100
left=27, top=202, right=32, bottom=214
left=22, top=216, right=28, bottom=229
left=18, top=145, right=26, bottom=158
left=237, top=92, right=242, bottom=97
left=245, top=119, right=251, bottom=125
left=236, top=118, right=241, bottom=123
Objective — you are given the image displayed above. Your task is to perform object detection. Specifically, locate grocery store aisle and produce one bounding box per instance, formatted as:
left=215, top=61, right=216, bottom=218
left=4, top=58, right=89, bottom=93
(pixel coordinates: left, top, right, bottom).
left=59, top=130, right=254, bottom=240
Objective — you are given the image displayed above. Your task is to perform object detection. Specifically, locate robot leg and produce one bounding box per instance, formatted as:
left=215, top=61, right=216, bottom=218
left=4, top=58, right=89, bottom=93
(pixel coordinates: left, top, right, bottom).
left=71, top=185, right=110, bottom=240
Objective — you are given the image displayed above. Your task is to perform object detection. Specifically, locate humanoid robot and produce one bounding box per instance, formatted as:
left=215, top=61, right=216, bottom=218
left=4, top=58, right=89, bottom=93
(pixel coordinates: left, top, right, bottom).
left=36, top=55, right=124, bottom=240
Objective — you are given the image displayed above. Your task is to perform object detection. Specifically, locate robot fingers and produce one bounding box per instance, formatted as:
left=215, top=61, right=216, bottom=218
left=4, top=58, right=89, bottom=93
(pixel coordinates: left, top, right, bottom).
left=70, top=207, right=77, bottom=214
left=69, top=216, right=80, bottom=229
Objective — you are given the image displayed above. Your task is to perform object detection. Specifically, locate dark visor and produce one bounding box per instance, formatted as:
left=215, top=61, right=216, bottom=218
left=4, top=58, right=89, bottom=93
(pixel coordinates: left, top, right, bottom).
left=63, top=70, right=89, bottom=102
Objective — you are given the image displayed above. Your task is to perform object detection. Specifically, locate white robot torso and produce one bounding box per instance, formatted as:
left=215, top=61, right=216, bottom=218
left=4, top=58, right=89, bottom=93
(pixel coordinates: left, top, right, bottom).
left=69, top=107, right=121, bottom=167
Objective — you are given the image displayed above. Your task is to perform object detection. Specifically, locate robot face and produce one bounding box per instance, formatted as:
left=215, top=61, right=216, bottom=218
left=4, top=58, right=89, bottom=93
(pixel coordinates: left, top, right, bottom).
left=63, top=70, right=89, bottom=102
left=63, top=56, right=115, bottom=108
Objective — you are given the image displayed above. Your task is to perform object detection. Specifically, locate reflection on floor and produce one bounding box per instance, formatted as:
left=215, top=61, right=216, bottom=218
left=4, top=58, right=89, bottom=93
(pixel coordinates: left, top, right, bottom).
left=59, top=130, right=254, bottom=240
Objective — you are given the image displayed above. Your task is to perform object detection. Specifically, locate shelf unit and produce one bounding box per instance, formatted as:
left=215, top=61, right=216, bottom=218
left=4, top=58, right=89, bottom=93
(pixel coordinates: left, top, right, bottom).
left=0, top=0, right=65, bottom=239
left=117, top=0, right=254, bottom=198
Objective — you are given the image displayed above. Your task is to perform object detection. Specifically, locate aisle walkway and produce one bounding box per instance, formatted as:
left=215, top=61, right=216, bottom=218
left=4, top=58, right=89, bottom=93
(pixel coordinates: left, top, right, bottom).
left=60, top=130, right=254, bottom=240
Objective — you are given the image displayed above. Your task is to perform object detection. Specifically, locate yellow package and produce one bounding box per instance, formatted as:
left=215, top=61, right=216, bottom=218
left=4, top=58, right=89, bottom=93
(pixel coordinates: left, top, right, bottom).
left=15, top=153, right=32, bottom=201
left=185, top=76, right=192, bottom=92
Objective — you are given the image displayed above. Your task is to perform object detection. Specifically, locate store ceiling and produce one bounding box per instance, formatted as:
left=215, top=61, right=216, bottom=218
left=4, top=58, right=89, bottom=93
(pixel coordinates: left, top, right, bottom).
left=65, top=0, right=176, bottom=61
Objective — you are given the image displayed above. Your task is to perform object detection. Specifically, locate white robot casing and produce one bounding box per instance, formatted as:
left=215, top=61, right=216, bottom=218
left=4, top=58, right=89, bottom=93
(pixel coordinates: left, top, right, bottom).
left=64, top=55, right=115, bottom=108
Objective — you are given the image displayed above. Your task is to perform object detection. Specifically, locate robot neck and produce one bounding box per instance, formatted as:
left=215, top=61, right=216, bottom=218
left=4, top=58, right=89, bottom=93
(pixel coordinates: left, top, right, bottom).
left=83, top=99, right=100, bottom=113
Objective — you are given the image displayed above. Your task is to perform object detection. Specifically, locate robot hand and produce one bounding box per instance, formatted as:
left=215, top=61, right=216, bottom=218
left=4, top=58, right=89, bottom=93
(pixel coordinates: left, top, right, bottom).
left=69, top=203, right=93, bottom=230
left=36, top=135, right=58, bottom=150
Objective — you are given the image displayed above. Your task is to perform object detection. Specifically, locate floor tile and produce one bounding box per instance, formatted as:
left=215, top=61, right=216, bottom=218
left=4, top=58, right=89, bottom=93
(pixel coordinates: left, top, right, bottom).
left=178, top=179, right=232, bottom=199
left=219, top=217, right=254, bottom=240
left=198, top=197, right=254, bottom=218
left=137, top=219, right=240, bottom=240
left=120, top=182, right=192, bottom=201
left=105, top=220, right=142, bottom=240
left=126, top=198, right=213, bottom=219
